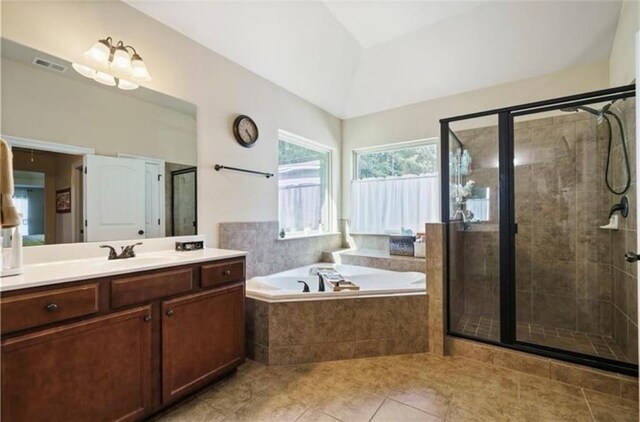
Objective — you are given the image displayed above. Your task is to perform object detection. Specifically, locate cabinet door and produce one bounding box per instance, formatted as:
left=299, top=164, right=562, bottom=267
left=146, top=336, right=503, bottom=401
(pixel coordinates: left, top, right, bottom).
left=2, top=306, right=152, bottom=422
left=162, top=283, right=244, bottom=403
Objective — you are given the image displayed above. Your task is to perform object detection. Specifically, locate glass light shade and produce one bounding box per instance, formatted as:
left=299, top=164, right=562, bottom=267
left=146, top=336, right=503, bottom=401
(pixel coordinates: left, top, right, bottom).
left=117, top=79, right=139, bottom=90
left=72, top=63, right=96, bottom=78
left=110, top=46, right=132, bottom=73
left=83, top=40, right=110, bottom=69
left=93, top=71, right=116, bottom=86
left=130, top=55, right=151, bottom=81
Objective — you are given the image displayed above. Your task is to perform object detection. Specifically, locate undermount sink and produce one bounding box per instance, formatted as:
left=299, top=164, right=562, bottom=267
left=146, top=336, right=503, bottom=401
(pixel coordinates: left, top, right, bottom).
left=92, top=255, right=181, bottom=268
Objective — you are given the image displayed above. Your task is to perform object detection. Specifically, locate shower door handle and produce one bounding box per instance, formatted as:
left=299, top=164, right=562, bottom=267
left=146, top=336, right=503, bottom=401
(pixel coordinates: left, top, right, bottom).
left=624, top=251, right=640, bottom=263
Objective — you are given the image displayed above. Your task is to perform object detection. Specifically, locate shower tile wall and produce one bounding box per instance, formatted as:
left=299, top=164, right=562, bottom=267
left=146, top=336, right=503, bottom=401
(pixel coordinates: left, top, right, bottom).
left=449, top=99, right=637, bottom=363
left=610, top=98, right=638, bottom=362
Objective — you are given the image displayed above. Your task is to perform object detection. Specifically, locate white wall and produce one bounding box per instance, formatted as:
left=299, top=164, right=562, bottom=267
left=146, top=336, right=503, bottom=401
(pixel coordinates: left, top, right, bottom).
left=1, top=0, right=342, bottom=246
left=609, top=0, right=639, bottom=86
left=341, top=60, right=610, bottom=218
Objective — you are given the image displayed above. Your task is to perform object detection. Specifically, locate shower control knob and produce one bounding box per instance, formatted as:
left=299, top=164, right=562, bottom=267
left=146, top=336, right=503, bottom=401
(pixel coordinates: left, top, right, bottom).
left=624, top=252, right=640, bottom=263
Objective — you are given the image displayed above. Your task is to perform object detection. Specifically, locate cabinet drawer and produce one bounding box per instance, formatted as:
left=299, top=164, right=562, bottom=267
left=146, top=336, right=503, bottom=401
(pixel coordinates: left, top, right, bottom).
left=111, top=268, right=193, bottom=308
left=201, top=260, right=245, bottom=289
left=1, top=284, right=98, bottom=334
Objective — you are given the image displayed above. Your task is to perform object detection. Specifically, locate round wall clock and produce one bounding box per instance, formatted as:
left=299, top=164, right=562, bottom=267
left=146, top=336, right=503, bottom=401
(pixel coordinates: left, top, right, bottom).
left=233, top=115, right=259, bottom=147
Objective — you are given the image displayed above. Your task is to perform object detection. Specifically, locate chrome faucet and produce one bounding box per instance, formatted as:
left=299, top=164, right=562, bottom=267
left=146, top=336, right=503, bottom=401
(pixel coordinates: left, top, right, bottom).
left=100, top=243, right=143, bottom=260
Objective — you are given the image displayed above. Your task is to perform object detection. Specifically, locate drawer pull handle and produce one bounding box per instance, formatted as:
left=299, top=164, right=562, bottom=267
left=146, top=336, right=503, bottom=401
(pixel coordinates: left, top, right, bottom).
left=166, top=309, right=175, bottom=317
left=223, top=270, right=231, bottom=276
left=143, top=315, right=152, bottom=322
left=44, top=303, right=58, bottom=313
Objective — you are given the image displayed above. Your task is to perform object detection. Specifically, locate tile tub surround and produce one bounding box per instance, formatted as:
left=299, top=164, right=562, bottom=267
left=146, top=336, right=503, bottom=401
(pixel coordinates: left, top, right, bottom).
left=447, top=337, right=638, bottom=402
left=246, top=295, right=428, bottom=365
left=155, top=353, right=638, bottom=422
left=219, top=222, right=342, bottom=279
left=323, top=248, right=426, bottom=273
left=426, top=223, right=446, bottom=356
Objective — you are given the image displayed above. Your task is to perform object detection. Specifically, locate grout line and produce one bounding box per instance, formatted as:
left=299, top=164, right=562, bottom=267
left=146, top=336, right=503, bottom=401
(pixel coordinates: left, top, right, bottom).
left=581, top=389, right=597, bottom=422
left=367, top=397, right=388, bottom=422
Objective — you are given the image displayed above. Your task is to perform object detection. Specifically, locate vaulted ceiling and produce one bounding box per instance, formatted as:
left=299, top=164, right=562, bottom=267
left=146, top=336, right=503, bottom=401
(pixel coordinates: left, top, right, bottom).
left=125, top=1, right=622, bottom=119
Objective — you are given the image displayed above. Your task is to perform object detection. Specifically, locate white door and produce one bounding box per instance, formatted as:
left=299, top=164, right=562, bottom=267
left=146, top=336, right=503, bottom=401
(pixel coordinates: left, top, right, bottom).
left=144, top=162, right=162, bottom=238
left=83, top=155, right=146, bottom=242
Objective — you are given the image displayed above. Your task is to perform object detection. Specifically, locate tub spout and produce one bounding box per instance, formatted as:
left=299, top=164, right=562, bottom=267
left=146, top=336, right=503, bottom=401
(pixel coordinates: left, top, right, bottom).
left=318, top=274, right=325, bottom=292
left=297, top=280, right=310, bottom=293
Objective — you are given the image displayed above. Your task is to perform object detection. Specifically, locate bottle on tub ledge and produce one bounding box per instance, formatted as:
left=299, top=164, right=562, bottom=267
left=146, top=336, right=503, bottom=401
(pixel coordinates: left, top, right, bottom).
left=1, top=219, right=24, bottom=277
left=414, top=233, right=426, bottom=258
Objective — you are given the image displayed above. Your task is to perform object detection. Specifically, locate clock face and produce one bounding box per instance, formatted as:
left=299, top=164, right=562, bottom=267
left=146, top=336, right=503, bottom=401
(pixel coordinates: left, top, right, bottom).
left=233, top=115, right=259, bottom=147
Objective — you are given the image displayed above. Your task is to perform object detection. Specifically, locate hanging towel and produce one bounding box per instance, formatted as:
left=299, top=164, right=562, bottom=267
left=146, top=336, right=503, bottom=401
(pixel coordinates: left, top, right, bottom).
left=0, top=139, right=20, bottom=228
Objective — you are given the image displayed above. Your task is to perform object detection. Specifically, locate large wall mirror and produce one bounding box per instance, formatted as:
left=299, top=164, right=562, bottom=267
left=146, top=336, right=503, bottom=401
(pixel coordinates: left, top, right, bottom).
left=1, top=39, right=198, bottom=246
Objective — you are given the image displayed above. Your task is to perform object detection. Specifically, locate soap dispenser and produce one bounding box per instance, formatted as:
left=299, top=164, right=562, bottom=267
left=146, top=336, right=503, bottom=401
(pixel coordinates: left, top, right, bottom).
left=10, top=224, right=23, bottom=270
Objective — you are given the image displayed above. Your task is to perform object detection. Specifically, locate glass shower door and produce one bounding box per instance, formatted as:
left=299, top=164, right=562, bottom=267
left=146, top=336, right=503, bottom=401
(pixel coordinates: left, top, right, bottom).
left=513, top=98, right=637, bottom=364
left=447, top=115, right=501, bottom=342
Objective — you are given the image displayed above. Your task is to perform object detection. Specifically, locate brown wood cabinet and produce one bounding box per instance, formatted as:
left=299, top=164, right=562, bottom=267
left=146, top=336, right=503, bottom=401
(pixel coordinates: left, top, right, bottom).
left=0, top=256, right=246, bottom=422
left=162, top=282, right=244, bottom=403
left=2, top=306, right=152, bottom=422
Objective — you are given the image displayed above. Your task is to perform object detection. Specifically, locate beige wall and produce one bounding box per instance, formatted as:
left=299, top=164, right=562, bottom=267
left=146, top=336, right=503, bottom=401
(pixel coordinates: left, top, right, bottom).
left=341, top=61, right=610, bottom=218
left=609, top=0, right=639, bottom=87
left=2, top=57, right=197, bottom=165
left=1, top=0, right=342, bottom=246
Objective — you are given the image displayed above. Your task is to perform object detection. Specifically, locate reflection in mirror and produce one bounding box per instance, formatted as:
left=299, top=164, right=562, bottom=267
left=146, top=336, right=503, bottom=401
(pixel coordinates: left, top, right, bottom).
left=1, top=39, right=198, bottom=246
left=171, top=168, right=197, bottom=236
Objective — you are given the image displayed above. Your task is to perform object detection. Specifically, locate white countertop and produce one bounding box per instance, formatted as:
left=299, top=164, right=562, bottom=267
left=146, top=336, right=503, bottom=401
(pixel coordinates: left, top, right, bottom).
left=0, top=248, right=246, bottom=292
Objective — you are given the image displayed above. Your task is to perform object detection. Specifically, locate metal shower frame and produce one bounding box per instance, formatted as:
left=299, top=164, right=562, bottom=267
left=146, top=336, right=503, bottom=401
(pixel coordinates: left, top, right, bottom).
left=440, top=83, right=637, bottom=376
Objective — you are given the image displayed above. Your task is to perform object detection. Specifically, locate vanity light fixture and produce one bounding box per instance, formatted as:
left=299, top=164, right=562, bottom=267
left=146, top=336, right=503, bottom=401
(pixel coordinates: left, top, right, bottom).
left=72, top=37, right=151, bottom=90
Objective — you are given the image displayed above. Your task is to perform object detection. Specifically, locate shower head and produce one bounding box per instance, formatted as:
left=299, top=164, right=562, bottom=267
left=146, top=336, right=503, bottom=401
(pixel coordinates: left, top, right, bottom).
left=559, top=105, right=602, bottom=116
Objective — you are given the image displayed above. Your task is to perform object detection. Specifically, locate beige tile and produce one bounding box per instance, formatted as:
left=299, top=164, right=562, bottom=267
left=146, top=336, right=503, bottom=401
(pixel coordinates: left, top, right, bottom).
left=371, top=398, right=442, bottom=422
left=355, top=338, right=396, bottom=358
left=550, top=362, right=620, bottom=395
left=225, top=390, right=309, bottom=422
left=387, top=376, right=452, bottom=418
left=492, top=348, right=550, bottom=377
left=446, top=391, right=519, bottom=422
left=355, top=297, right=397, bottom=340
left=620, top=377, right=639, bottom=402
left=446, top=338, right=493, bottom=364
left=295, top=408, right=341, bottom=422
left=583, top=389, right=638, bottom=413
left=589, top=402, right=638, bottom=422
left=518, top=373, right=583, bottom=399
left=316, top=386, right=386, bottom=422
left=158, top=398, right=226, bottom=422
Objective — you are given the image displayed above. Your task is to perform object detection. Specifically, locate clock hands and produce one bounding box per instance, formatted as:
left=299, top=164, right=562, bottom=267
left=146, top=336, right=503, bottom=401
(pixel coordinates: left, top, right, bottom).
left=245, top=129, right=253, bottom=141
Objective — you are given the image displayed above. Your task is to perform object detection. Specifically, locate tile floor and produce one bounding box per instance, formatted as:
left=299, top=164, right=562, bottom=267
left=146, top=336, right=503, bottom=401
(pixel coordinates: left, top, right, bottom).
left=455, top=314, right=635, bottom=364
left=154, top=353, right=638, bottom=422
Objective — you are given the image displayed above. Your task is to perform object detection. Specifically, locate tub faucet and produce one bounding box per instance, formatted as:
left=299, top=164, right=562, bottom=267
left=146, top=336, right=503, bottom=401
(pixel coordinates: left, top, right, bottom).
left=297, top=280, right=310, bottom=293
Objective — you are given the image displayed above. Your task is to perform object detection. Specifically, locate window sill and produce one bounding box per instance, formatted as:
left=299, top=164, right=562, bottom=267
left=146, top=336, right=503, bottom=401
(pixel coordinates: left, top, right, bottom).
left=276, top=232, right=341, bottom=241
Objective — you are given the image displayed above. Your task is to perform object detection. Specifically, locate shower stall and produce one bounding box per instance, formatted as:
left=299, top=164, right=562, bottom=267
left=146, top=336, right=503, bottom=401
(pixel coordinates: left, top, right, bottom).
left=442, top=84, right=637, bottom=374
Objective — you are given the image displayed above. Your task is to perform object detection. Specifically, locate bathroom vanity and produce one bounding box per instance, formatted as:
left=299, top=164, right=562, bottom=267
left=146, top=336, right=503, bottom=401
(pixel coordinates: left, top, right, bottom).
left=0, top=250, right=246, bottom=422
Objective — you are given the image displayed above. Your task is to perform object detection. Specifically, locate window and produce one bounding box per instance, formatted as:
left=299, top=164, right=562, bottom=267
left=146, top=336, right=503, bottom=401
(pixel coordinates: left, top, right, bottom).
left=278, top=132, right=331, bottom=236
left=351, top=140, right=440, bottom=234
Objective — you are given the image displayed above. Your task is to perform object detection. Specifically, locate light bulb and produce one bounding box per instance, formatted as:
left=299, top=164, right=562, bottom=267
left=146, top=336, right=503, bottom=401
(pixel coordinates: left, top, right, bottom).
left=110, top=45, right=132, bottom=74
left=72, top=63, right=96, bottom=78
left=93, top=71, right=116, bottom=86
left=130, top=54, right=151, bottom=81
left=117, top=79, right=139, bottom=90
left=83, top=39, right=111, bottom=69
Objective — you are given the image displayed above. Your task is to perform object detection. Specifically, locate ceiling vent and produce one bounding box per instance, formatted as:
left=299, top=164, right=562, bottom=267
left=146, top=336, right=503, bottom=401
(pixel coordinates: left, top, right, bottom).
left=32, top=57, right=67, bottom=73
